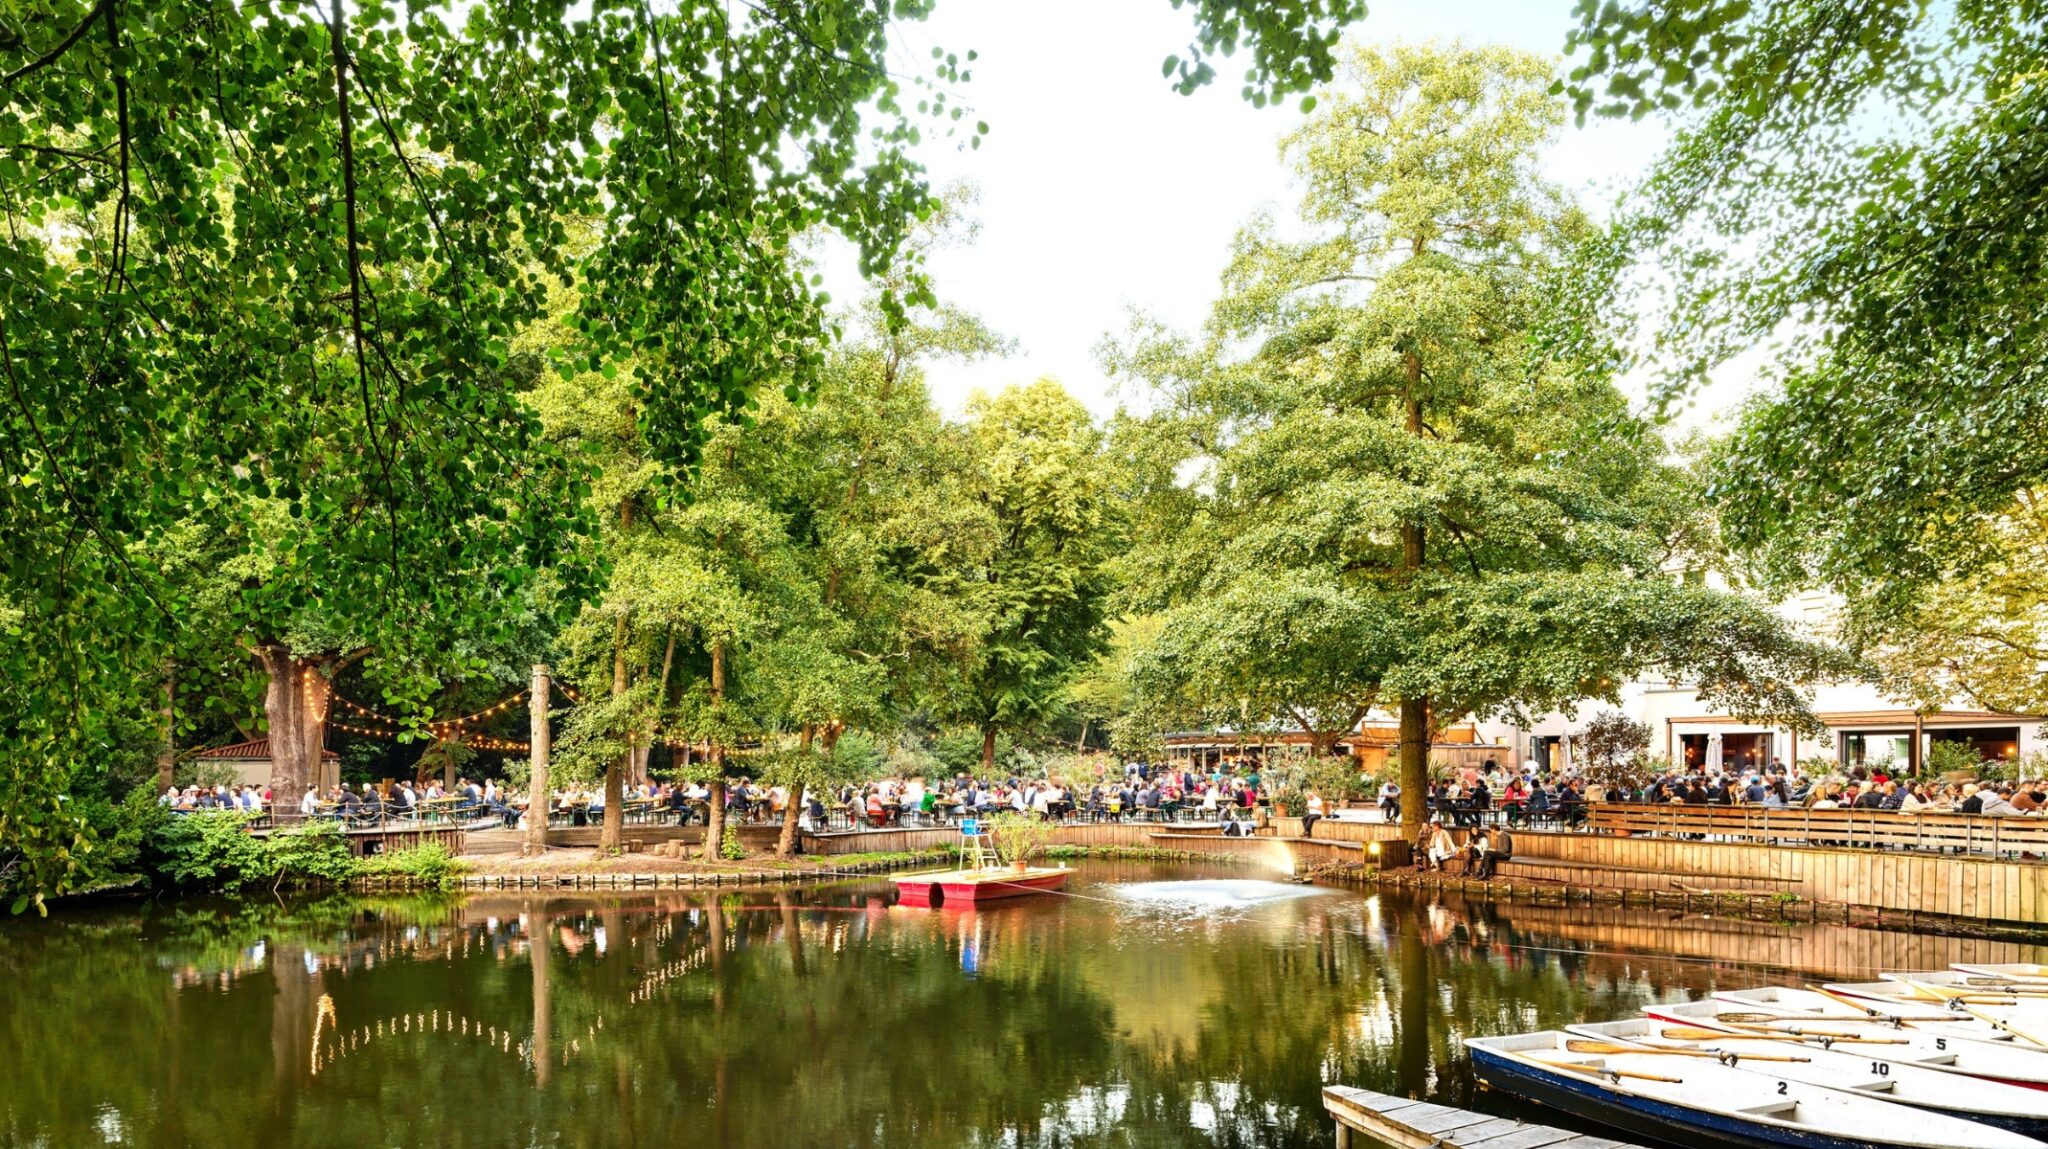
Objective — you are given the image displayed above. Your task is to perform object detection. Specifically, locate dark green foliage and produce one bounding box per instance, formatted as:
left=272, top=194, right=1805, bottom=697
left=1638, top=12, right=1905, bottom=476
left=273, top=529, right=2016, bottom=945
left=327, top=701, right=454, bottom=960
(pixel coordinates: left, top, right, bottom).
left=143, top=813, right=274, bottom=892
left=1163, top=0, right=1369, bottom=104
left=356, top=842, right=467, bottom=889
left=261, top=821, right=359, bottom=886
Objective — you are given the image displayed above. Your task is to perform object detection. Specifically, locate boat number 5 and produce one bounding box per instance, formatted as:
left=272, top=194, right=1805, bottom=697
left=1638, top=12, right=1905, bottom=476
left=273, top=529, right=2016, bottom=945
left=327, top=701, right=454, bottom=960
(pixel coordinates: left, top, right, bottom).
left=1936, top=1038, right=1948, bottom=1050
left=1776, top=1081, right=1788, bottom=1095
left=1869, top=1062, right=1890, bottom=1076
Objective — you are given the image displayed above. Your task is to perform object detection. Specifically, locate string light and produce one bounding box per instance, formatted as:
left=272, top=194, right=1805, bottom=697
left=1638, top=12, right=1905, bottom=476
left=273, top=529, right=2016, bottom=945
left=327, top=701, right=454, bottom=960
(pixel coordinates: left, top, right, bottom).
left=331, top=690, right=530, bottom=734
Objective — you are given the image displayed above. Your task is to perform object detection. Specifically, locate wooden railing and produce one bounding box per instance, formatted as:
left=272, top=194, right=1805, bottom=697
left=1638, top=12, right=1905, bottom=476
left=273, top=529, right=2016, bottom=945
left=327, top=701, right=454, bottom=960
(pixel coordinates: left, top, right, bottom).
left=1589, top=803, right=2048, bottom=856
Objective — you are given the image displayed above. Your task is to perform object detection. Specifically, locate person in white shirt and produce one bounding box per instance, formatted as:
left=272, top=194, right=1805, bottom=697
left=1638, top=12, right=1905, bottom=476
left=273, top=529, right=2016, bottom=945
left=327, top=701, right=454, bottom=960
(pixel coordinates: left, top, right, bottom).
left=299, top=786, right=320, bottom=817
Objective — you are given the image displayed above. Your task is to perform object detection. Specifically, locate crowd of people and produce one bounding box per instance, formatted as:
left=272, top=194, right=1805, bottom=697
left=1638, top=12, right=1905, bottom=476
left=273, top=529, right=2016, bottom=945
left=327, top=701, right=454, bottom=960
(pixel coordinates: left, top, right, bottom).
left=163, top=749, right=2041, bottom=849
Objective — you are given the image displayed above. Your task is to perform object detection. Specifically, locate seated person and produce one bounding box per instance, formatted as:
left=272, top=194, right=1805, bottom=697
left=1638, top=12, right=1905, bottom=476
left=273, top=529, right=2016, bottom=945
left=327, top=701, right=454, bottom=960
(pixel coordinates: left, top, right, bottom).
left=1464, top=827, right=1490, bottom=875
left=1479, top=827, right=1512, bottom=878
left=1421, top=820, right=1456, bottom=871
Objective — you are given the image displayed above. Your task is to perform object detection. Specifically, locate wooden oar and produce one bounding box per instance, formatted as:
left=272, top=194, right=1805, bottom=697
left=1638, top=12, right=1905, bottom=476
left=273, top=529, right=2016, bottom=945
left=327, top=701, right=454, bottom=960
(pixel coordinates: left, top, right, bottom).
left=1893, top=978, right=2048, bottom=1049
left=1881, top=979, right=2019, bottom=1006
left=1654, top=1025, right=1907, bottom=1046
left=1710, top=1010, right=1801, bottom=1025
left=1566, top=1039, right=1809, bottom=1063
left=1532, top=1057, right=1682, bottom=1084
left=1813, top=985, right=1975, bottom=1024
left=1944, top=977, right=2048, bottom=994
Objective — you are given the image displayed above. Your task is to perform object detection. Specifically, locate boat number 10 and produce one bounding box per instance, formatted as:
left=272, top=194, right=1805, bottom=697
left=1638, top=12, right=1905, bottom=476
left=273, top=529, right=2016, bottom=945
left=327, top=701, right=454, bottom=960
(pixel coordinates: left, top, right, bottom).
left=1869, top=1062, right=1891, bottom=1076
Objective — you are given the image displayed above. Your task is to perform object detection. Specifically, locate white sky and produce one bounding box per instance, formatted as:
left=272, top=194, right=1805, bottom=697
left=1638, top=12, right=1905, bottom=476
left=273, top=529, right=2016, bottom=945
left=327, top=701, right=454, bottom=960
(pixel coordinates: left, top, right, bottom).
left=821, top=0, right=1679, bottom=421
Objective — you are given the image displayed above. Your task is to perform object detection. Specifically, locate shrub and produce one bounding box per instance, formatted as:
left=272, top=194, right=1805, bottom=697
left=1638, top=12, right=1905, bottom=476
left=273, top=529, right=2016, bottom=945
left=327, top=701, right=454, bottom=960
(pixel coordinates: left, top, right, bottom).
left=264, top=820, right=359, bottom=885
left=1925, top=739, right=1985, bottom=781
left=358, top=843, right=466, bottom=889
left=720, top=821, right=746, bottom=860
left=146, top=811, right=274, bottom=891
left=986, top=811, right=1060, bottom=866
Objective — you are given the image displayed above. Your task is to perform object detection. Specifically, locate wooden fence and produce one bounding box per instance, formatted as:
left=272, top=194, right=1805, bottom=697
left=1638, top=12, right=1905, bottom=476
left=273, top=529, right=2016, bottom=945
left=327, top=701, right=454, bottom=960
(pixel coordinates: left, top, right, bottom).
left=346, top=824, right=467, bottom=858
left=1589, top=803, right=2048, bottom=856
left=1507, top=828, right=2048, bottom=925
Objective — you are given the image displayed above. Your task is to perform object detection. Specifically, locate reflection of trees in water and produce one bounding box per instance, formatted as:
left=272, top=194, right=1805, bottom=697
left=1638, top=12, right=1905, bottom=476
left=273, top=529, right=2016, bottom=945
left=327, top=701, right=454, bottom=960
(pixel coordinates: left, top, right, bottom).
left=10, top=881, right=2048, bottom=1148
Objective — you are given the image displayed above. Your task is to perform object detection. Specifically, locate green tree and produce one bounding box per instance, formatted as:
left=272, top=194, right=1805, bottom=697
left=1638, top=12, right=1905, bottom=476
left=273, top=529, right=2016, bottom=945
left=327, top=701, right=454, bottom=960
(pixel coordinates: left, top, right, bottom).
left=0, top=0, right=1371, bottom=912
left=942, top=381, right=1121, bottom=772
left=1110, top=42, right=1848, bottom=832
left=1556, top=1, right=2048, bottom=710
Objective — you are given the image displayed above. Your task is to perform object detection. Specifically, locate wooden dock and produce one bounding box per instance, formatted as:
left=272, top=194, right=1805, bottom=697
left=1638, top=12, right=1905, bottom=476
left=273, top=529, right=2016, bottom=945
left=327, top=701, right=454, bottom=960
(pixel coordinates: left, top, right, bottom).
left=1322, top=1085, right=1642, bottom=1149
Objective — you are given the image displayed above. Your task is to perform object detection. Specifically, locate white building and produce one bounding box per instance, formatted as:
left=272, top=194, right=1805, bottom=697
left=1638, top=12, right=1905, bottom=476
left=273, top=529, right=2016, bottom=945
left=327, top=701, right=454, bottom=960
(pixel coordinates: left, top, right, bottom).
left=1479, top=588, right=2044, bottom=776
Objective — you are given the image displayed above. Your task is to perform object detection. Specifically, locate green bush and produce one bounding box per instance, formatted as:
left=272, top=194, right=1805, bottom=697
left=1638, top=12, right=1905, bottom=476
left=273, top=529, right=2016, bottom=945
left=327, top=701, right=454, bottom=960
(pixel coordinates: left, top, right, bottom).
left=146, top=811, right=274, bottom=891
left=263, top=820, right=358, bottom=885
left=357, top=842, right=467, bottom=889
left=1925, top=739, right=1985, bottom=781
left=144, top=811, right=368, bottom=891
left=720, top=821, right=746, bottom=860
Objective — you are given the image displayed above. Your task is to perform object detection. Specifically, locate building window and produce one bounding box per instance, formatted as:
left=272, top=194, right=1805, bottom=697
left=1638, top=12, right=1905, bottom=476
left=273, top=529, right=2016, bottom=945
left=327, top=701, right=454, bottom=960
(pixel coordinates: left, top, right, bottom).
left=1931, top=727, right=2021, bottom=765
left=1841, top=732, right=1914, bottom=775
left=1678, top=732, right=1772, bottom=772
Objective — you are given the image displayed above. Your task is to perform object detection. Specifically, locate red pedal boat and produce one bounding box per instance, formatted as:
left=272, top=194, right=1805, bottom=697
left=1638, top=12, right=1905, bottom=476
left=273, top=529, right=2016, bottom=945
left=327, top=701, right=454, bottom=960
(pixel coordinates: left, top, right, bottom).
left=891, top=866, right=1073, bottom=907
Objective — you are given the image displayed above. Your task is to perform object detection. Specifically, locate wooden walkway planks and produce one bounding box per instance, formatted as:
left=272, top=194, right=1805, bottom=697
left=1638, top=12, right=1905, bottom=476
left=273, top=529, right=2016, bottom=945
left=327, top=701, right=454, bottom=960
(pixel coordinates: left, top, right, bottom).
left=1322, top=1086, right=1641, bottom=1149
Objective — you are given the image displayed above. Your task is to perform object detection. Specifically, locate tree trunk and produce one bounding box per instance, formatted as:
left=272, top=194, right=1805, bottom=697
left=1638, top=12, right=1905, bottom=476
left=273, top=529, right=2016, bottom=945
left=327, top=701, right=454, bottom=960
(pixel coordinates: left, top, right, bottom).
left=257, top=645, right=332, bottom=819
left=156, top=663, right=177, bottom=792
left=703, top=779, right=727, bottom=862
left=527, top=664, right=551, bottom=855
left=1398, top=350, right=1430, bottom=832
left=776, top=725, right=814, bottom=859
left=981, top=725, right=997, bottom=773
left=701, top=639, right=728, bottom=862
left=600, top=610, right=628, bottom=853
left=1398, top=696, right=1429, bottom=831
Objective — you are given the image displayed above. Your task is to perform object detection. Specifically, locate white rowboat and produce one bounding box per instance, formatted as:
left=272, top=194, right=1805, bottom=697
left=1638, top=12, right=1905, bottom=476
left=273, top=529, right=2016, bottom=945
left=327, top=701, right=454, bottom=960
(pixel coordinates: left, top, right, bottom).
left=1572, top=1017, right=2048, bottom=1133
left=1466, top=1031, right=2045, bottom=1149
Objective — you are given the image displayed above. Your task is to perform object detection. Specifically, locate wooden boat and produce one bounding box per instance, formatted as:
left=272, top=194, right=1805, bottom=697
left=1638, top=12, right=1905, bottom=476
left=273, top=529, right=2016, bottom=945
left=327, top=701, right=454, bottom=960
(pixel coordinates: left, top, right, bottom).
left=1571, top=1018, right=2048, bottom=1134
left=1653, top=994, right=2048, bottom=1090
left=889, top=865, right=1073, bottom=907
left=1465, top=1031, right=2046, bottom=1149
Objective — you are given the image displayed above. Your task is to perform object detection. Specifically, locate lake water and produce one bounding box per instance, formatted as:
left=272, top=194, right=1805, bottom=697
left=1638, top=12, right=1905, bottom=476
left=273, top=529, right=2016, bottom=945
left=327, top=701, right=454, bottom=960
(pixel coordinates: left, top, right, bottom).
left=5, top=860, right=2042, bottom=1148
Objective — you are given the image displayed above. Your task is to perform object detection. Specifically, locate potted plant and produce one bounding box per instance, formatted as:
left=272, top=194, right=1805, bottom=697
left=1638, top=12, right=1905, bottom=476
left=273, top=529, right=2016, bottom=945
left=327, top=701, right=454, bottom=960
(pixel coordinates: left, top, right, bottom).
left=987, top=812, right=1060, bottom=873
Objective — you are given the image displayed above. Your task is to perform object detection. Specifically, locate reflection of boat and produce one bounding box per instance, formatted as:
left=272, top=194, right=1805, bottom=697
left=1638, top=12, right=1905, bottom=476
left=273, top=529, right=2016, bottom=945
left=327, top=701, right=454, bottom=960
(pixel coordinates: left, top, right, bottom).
left=1570, top=1018, right=2048, bottom=1134
left=1466, top=1031, right=2045, bottom=1149
left=890, top=867, right=1072, bottom=907
left=1659, top=992, right=2048, bottom=1090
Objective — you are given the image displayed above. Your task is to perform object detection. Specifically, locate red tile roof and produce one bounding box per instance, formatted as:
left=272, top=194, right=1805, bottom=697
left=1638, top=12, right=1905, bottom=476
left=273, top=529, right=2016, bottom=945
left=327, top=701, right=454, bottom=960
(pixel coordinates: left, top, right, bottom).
left=194, top=738, right=340, bottom=761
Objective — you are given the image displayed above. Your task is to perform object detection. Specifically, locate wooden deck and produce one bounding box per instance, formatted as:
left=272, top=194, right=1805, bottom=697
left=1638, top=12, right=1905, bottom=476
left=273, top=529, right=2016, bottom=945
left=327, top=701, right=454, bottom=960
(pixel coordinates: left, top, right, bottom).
left=1322, top=1085, right=1640, bottom=1149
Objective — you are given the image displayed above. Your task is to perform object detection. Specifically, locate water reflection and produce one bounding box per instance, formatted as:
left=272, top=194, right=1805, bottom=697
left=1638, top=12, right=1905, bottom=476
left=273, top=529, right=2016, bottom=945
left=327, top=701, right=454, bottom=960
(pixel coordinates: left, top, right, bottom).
left=4, top=862, right=2047, bottom=1148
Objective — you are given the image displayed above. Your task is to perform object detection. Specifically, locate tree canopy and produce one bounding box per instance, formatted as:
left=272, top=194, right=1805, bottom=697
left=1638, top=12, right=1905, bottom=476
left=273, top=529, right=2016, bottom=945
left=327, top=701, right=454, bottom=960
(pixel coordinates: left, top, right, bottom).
left=0, top=0, right=1370, bottom=909
left=1110, top=42, right=1849, bottom=828
left=1556, top=0, right=2048, bottom=709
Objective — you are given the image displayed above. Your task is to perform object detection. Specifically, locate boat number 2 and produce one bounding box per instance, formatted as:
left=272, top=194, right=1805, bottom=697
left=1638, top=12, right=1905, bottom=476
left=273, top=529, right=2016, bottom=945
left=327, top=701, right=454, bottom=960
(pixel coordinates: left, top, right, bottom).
left=1869, top=1062, right=1890, bottom=1076
left=1776, top=1081, right=1788, bottom=1095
